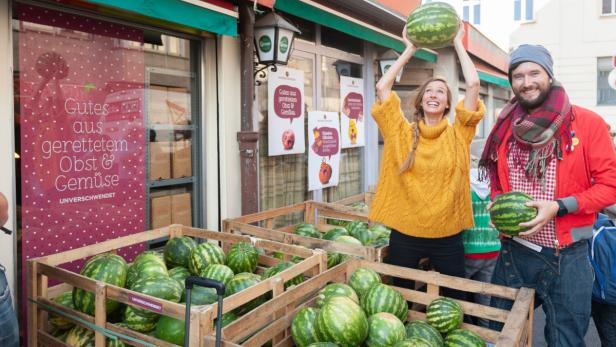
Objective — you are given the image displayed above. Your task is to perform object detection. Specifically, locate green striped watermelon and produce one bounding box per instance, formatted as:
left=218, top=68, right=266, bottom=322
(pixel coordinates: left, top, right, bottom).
left=122, top=307, right=158, bottom=333
left=164, top=236, right=197, bottom=269
left=294, top=223, right=322, bottom=239
left=123, top=274, right=182, bottom=331
left=65, top=326, right=94, bottom=347
left=405, top=320, right=444, bottom=347
left=181, top=286, right=218, bottom=305
left=133, top=250, right=166, bottom=268
left=327, top=252, right=341, bottom=268
left=345, top=221, right=367, bottom=236
left=369, top=224, right=391, bottom=239
left=406, top=2, right=459, bottom=49
left=126, top=257, right=168, bottom=289
left=225, top=272, right=265, bottom=314
left=322, top=227, right=349, bottom=240
left=444, top=329, right=486, bottom=347
left=49, top=292, right=75, bottom=330
left=366, top=312, right=406, bottom=347
left=188, top=242, right=225, bottom=275
left=214, top=311, right=239, bottom=328
left=426, top=297, right=463, bottom=334
left=362, top=284, right=409, bottom=322
left=316, top=283, right=359, bottom=307
left=307, top=343, right=339, bottom=347
left=225, top=242, right=259, bottom=274
left=50, top=328, right=70, bottom=342
left=489, top=191, right=538, bottom=235
left=168, top=266, right=190, bottom=286
left=261, top=261, right=305, bottom=289
left=199, top=263, right=235, bottom=286
left=394, top=338, right=434, bottom=347
left=348, top=267, right=382, bottom=299
left=155, top=315, right=185, bottom=346
left=315, top=296, right=369, bottom=347
left=326, top=218, right=350, bottom=228
left=73, top=253, right=128, bottom=316
left=334, top=235, right=363, bottom=246
left=106, top=337, right=127, bottom=347
left=291, top=307, right=320, bottom=347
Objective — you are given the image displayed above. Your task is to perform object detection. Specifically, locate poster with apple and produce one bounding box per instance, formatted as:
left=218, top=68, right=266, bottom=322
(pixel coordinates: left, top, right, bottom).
left=308, top=111, right=341, bottom=191
left=268, top=67, right=305, bottom=156
left=340, top=76, right=365, bottom=148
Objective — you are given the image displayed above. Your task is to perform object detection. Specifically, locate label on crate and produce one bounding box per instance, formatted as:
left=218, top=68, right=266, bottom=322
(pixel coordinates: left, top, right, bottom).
left=128, top=294, right=164, bottom=313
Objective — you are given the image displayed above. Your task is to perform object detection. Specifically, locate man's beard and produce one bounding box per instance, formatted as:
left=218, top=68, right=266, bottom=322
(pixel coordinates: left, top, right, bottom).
left=516, top=87, right=550, bottom=111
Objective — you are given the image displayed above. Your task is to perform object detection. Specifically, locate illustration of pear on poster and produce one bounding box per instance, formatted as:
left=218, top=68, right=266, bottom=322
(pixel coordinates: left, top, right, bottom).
left=268, top=67, right=305, bottom=156
left=308, top=111, right=341, bottom=191
left=340, top=76, right=365, bottom=148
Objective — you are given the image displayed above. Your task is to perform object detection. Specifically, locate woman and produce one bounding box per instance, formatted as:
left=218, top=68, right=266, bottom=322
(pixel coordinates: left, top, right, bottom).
left=370, top=24, right=483, bottom=300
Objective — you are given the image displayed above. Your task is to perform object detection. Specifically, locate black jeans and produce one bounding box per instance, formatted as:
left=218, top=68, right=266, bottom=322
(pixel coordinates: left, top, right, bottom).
left=385, top=230, right=467, bottom=301
left=592, top=300, right=616, bottom=347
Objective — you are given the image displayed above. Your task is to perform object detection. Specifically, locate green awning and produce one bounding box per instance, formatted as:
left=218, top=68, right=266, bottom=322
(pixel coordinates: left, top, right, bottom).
left=85, top=0, right=237, bottom=36
left=274, top=0, right=437, bottom=63
left=478, top=71, right=510, bottom=88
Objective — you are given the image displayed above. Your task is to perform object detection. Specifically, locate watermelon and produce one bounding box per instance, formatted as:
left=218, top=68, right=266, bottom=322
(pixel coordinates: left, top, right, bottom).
left=133, top=250, right=166, bottom=268
left=350, top=201, right=369, bottom=212
left=362, top=284, right=408, bottom=322
left=181, top=285, right=218, bottom=305
left=327, top=252, right=341, bottom=268
left=426, top=297, right=463, bottom=334
left=126, top=257, right=168, bottom=289
left=73, top=253, right=128, bottom=316
left=345, top=221, right=367, bottom=236
left=214, top=312, right=239, bottom=328
left=155, top=315, right=185, bottom=346
left=348, top=267, right=381, bottom=299
left=394, top=338, right=434, bottom=347
left=316, top=283, right=359, bottom=307
left=65, top=326, right=94, bottom=347
left=406, top=2, right=459, bottom=49
left=326, top=218, right=349, bottom=228
left=366, top=312, right=406, bottom=347
left=164, top=236, right=197, bottom=269
left=489, top=191, right=538, bottom=235
left=315, top=296, right=369, bottom=347
left=50, top=328, right=70, bottom=342
left=291, top=307, right=320, bottom=347
left=188, top=242, right=225, bottom=275
left=369, top=224, right=391, bottom=239
left=199, top=263, right=235, bottom=286
left=49, top=292, right=75, bottom=330
left=122, top=306, right=158, bottom=333
left=405, top=320, right=444, bottom=347
left=372, top=237, right=390, bottom=247
left=272, top=251, right=284, bottom=260
left=225, top=272, right=265, bottom=314
left=168, top=266, right=191, bottom=286
left=261, top=261, right=305, bottom=289
left=106, top=338, right=127, bottom=347
left=294, top=223, right=322, bottom=239
left=334, top=235, right=363, bottom=246
left=123, top=274, right=182, bottom=331
left=322, top=227, right=349, bottom=240
left=307, top=343, right=339, bottom=347
left=225, top=242, right=258, bottom=274
left=443, top=329, right=486, bottom=347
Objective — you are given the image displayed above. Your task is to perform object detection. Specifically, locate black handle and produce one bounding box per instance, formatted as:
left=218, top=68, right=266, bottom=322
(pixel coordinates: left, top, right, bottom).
left=185, top=276, right=225, bottom=296
left=184, top=277, right=225, bottom=347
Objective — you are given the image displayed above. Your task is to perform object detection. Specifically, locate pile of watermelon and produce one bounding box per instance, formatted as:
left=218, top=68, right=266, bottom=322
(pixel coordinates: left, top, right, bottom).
left=291, top=267, right=487, bottom=347
left=48, top=236, right=304, bottom=346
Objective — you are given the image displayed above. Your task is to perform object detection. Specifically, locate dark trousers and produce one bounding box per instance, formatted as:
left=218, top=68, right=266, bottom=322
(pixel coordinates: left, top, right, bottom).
left=592, top=300, right=616, bottom=347
left=385, top=230, right=467, bottom=301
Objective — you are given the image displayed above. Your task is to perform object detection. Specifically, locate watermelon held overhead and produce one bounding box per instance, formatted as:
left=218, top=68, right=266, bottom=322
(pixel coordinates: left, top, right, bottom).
left=406, top=2, right=459, bottom=49
left=489, top=191, right=538, bottom=236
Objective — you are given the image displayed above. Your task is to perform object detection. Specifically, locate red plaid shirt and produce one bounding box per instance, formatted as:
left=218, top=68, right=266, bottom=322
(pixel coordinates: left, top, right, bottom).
left=507, top=141, right=557, bottom=248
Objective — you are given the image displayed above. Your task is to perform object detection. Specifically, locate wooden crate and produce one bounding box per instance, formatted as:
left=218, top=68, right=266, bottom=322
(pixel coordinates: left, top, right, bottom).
left=28, top=224, right=327, bottom=347
left=214, top=259, right=535, bottom=347
left=332, top=192, right=374, bottom=211
left=223, top=200, right=388, bottom=262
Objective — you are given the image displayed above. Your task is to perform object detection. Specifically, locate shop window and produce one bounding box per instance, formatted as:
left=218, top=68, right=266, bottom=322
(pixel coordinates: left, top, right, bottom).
left=320, top=26, right=363, bottom=56
left=598, top=57, right=616, bottom=105
left=283, top=13, right=316, bottom=43
left=473, top=4, right=481, bottom=24
left=514, top=0, right=534, bottom=21
left=603, top=0, right=616, bottom=14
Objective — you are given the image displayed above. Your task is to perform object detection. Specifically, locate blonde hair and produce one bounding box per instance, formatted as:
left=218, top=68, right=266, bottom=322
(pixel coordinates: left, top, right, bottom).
left=399, top=77, right=452, bottom=173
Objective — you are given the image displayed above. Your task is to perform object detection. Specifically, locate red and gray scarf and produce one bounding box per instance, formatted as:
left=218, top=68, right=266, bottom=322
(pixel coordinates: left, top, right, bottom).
left=479, top=81, right=573, bottom=191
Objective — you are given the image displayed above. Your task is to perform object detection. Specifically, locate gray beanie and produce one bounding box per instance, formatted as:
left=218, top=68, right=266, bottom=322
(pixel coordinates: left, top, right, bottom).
left=508, top=44, right=554, bottom=82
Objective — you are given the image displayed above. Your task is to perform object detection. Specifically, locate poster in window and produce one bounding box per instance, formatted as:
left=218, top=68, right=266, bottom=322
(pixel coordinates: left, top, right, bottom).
left=268, top=67, right=305, bottom=156
left=340, top=76, right=365, bottom=148
left=308, top=111, right=340, bottom=191
left=17, top=3, right=146, bottom=283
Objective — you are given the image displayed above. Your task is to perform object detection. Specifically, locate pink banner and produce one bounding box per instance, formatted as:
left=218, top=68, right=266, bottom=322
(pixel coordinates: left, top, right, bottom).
left=17, top=3, right=146, bottom=326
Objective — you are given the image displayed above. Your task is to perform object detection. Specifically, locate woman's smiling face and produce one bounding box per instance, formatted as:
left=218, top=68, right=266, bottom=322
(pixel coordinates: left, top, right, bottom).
left=421, top=80, right=450, bottom=118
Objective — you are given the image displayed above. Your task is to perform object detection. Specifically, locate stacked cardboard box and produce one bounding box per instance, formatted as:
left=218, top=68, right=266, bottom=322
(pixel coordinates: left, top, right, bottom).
left=150, top=141, right=172, bottom=180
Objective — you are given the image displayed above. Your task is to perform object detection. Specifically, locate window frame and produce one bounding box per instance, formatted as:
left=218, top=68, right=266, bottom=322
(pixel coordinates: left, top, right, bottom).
left=602, top=0, right=616, bottom=15
left=597, top=56, right=616, bottom=106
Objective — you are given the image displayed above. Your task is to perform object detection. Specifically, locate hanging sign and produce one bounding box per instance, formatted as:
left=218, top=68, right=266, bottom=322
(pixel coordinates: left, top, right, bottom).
left=268, top=67, right=305, bottom=156
left=308, top=111, right=341, bottom=191
left=340, top=76, right=365, bottom=148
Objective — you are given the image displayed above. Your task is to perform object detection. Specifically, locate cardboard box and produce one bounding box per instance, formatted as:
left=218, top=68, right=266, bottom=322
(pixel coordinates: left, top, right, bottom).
left=172, top=139, right=192, bottom=178
left=171, top=193, right=192, bottom=227
left=167, top=87, right=191, bottom=125
left=149, top=85, right=170, bottom=124
left=151, top=195, right=172, bottom=229
left=150, top=141, right=171, bottom=180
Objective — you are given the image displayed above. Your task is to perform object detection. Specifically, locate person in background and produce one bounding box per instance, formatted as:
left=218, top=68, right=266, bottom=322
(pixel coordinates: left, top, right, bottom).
left=480, top=44, right=616, bottom=346
left=0, top=192, right=19, bottom=347
left=370, top=22, right=484, bottom=301
left=462, top=166, right=500, bottom=327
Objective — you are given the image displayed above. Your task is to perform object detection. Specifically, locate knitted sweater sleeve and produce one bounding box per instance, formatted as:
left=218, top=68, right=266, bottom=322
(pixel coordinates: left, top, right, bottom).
left=454, top=99, right=486, bottom=143
left=371, top=92, right=410, bottom=139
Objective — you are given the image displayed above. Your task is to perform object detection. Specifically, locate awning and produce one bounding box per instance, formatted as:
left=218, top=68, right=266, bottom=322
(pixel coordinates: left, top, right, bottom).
left=475, top=62, right=510, bottom=89
left=274, top=0, right=437, bottom=63
left=84, top=0, right=238, bottom=36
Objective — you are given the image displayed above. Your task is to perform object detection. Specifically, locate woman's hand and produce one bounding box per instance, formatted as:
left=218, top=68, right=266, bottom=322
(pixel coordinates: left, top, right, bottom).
left=453, top=21, right=465, bottom=45
left=402, top=24, right=415, bottom=50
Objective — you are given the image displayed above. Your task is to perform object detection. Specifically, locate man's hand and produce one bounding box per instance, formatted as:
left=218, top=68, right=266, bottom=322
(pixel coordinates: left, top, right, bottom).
left=517, top=200, right=559, bottom=236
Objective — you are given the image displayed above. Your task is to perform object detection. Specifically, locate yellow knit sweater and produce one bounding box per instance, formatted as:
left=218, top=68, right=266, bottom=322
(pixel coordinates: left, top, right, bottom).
left=369, top=92, right=485, bottom=238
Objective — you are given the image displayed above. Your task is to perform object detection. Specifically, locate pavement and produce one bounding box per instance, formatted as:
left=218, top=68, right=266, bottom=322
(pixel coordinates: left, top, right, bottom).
left=531, top=307, right=600, bottom=346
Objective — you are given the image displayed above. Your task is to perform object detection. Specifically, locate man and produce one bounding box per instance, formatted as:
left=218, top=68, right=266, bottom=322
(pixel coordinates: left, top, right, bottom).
left=480, top=45, right=616, bottom=346
left=0, top=192, right=19, bottom=347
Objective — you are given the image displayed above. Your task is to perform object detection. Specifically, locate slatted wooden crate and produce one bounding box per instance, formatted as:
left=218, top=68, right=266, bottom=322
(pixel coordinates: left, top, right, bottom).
left=28, top=224, right=327, bottom=347
left=223, top=200, right=388, bottom=262
left=331, top=192, right=374, bottom=212
left=211, top=259, right=534, bottom=347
